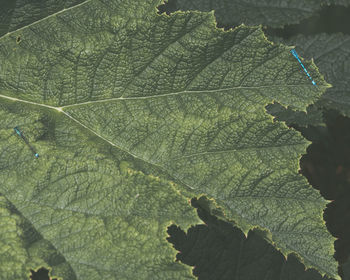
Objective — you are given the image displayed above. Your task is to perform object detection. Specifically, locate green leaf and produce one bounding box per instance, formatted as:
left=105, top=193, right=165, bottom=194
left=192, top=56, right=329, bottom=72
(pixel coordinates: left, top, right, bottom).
left=0, top=194, right=76, bottom=279
left=0, top=195, right=33, bottom=279
left=0, top=0, right=86, bottom=37
left=1, top=103, right=201, bottom=279
left=283, top=34, right=350, bottom=118
left=0, top=0, right=337, bottom=279
left=168, top=199, right=334, bottom=280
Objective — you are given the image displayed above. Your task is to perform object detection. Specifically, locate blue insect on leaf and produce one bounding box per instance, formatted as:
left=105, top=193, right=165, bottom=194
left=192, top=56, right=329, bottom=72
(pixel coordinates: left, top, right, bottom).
left=14, top=126, right=39, bottom=158
left=290, top=49, right=317, bottom=86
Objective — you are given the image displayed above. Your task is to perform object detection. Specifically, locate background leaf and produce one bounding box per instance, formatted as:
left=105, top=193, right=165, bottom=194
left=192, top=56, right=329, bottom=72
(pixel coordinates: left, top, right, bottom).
left=343, top=258, right=350, bottom=280
left=158, top=0, right=350, bottom=28
left=283, top=34, right=350, bottom=118
left=265, top=102, right=325, bottom=127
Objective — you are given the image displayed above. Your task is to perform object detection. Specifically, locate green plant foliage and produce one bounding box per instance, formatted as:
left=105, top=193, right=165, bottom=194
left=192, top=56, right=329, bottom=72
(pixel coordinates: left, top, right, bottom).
left=0, top=195, right=34, bottom=279
left=282, top=34, right=350, bottom=118
left=0, top=0, right=86, bottom=37
left=297, top=111, right=350, bottom=280
left=0, top=102, right=201, bottom=280
left=168, top=198, right=334, bottom=280
left=0, top=194, right=76, bottom=279
left=0, top=0, right=339, bottom=279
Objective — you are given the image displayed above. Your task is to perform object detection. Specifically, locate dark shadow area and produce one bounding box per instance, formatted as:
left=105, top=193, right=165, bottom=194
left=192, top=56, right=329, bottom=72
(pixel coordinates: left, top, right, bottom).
left=167, top=197, right=333, bottom=280
left=266, top=5, right=350, bottom=39
left=158, top=0, right=178, bottom=15
left=30, top=267, right=57, bottom=280
left=158, top=1, right=350, bottom=38
left=294, top=110, right=350, bottom=278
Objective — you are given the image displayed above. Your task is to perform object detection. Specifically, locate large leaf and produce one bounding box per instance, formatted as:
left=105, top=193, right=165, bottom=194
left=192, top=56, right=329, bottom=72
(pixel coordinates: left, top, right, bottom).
left=0, top=0, right=337, bottom=279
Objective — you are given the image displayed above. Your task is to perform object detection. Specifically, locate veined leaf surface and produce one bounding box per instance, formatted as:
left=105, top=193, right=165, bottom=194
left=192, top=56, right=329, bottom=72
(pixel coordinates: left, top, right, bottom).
left=0, top=0, right=337, bottom=279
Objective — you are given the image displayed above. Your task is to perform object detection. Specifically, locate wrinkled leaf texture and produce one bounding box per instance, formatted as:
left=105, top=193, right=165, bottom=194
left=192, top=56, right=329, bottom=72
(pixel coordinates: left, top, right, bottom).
left=0, top=0, right=338, bottom=279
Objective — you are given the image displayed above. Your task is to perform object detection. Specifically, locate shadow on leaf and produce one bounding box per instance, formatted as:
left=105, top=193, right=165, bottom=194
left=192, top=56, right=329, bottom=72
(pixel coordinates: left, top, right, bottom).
left=167, top=197, right=333, bottom=280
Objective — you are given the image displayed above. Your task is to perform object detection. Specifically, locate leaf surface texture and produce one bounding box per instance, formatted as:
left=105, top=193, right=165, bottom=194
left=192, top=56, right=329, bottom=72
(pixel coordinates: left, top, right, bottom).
left=0, top=0, right=337, bottom=279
